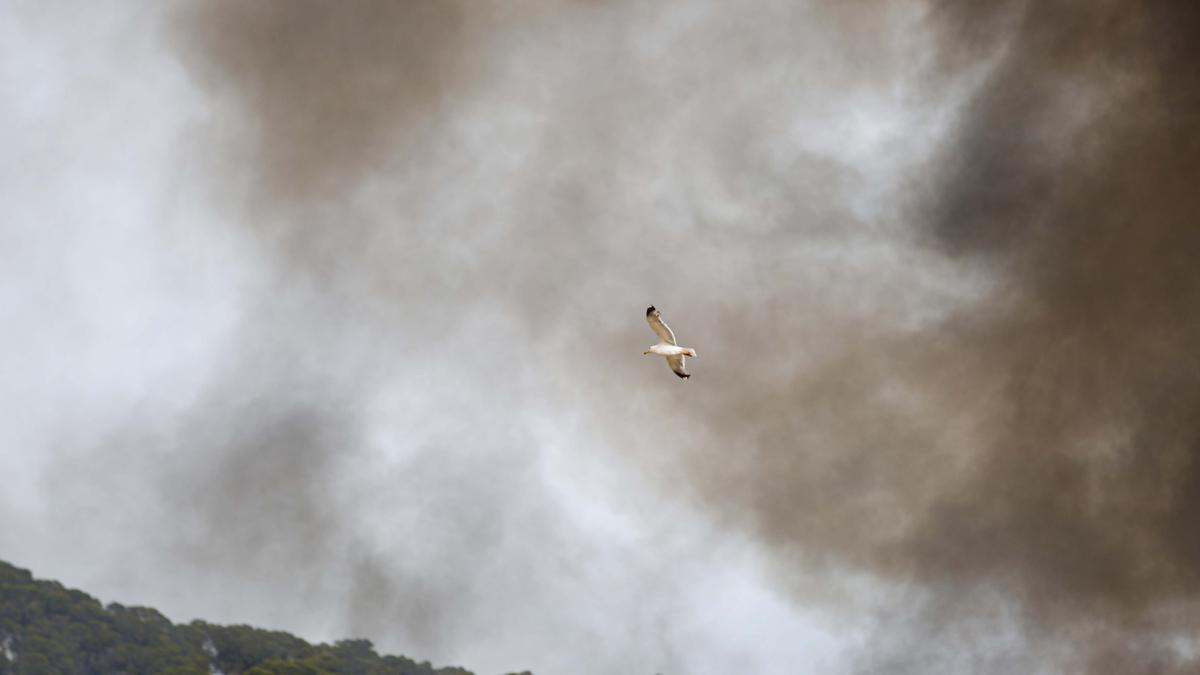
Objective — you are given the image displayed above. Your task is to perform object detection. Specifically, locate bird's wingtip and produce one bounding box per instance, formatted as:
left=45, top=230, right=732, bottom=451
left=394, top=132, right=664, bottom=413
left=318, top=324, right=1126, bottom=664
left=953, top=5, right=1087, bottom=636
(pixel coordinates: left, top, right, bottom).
left=646, top=305, right=656, bottom=316
left=674, top=370, right=690, bottom=379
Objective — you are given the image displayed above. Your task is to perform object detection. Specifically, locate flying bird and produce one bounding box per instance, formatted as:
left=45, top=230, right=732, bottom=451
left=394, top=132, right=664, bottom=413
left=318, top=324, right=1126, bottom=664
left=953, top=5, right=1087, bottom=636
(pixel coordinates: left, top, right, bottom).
left=643, top=306, right=698, bottom=379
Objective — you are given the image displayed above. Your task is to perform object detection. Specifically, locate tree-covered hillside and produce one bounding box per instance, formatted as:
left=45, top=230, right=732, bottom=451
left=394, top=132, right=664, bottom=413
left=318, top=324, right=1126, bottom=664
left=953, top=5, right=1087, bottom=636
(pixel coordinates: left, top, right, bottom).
left=0, top=560, right=526, bottom=675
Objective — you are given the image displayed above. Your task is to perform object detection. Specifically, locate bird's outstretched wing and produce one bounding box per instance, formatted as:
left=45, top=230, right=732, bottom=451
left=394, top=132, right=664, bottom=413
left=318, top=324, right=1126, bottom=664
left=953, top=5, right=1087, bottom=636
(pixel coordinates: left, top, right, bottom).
left=667, top=354, right=690, bottom=379
left=645, top=306, right=676, bottom=345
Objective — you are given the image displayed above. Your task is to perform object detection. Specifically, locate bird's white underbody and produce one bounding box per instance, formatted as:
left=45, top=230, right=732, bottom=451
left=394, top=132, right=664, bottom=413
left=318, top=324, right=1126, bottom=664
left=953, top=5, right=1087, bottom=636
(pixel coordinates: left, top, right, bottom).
left=645, top=344, right=693, bottom=357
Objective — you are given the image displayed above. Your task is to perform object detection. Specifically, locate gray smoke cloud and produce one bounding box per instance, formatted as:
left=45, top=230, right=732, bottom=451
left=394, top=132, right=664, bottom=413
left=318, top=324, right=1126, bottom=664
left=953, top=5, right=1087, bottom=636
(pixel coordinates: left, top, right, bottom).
left=865, top=2, right=1200, bottom=671
left=2, top=0, right=1198, bottom=673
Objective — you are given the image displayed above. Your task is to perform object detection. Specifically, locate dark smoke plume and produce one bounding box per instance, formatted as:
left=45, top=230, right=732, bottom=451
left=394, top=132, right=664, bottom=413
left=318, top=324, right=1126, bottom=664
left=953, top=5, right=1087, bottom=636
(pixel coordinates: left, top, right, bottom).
left=880, top=1, right=1200, bottom=670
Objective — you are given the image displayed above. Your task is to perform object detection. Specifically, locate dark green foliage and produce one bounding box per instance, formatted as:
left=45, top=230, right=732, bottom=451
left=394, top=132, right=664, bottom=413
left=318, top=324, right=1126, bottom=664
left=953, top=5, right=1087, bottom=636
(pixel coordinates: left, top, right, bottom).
left=0, top=560, right=488, bottom=675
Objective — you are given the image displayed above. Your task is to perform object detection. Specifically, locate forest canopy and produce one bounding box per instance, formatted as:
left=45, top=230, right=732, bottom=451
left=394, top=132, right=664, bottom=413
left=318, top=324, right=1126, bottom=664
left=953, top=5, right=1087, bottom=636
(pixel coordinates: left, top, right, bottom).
left=0, top=560, right=527, bottom=675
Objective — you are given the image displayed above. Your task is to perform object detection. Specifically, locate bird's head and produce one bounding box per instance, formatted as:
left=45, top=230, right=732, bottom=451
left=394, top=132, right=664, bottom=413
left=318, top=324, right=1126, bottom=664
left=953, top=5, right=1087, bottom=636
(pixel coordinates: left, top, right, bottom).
left=685, top=348, right=698, bottom=358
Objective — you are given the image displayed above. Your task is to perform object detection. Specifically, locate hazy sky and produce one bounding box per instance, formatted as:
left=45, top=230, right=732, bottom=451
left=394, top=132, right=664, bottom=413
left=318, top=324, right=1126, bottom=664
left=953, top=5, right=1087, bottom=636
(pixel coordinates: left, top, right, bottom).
left=2, top=2, right=1198, bottom=674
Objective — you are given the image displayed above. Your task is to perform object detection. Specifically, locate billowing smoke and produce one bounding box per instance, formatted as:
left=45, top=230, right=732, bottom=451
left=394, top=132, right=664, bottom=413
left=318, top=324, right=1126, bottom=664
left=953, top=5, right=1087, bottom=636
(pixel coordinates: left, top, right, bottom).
left=872, top=1, right=1200, bottom=671
left=3, top=0, right=1198, bottom=673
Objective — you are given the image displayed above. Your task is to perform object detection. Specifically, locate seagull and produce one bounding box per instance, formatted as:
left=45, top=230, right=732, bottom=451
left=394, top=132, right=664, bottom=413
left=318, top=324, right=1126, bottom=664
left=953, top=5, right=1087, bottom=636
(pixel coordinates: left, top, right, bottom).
left=643, top=306, right=698, bottom=379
